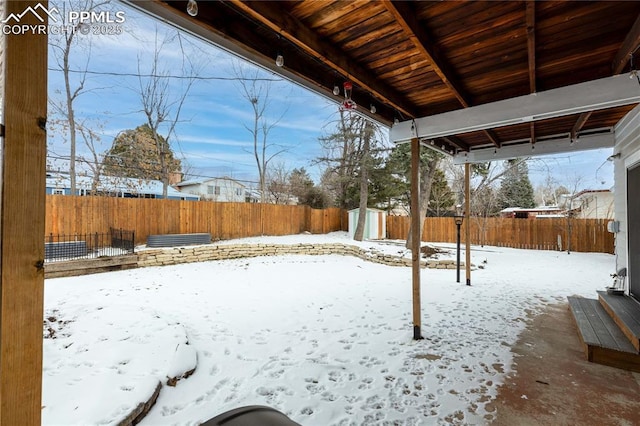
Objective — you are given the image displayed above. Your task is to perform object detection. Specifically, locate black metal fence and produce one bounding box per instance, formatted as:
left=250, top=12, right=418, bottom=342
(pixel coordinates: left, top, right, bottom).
left=44, top=228, right=135, bottom=262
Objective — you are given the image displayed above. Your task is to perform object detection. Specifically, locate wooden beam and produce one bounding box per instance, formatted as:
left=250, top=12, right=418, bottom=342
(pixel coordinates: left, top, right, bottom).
left=571, top=111, right=593, bottom=140
left=612, top=13, right=640, bottom=75
left=464, top=163, right=471, bottom=286
left=383, top=1, right=501, bottom=147
left=227, top=0, right=418, bottom=119
left=0, top=1, right=48, bottom=424
left=530, top=122, right=536, bottom=145
left=526, top=1, right=536, bottom=94
left=484, top=129, right=501, bottom=148
left=526, top=2, right=536, bottom=145
left=410, top=138, right=423, bottom=340
left=575, top=12, right=639, bottom=141
left=442, top=136, right=470, bottom=152
left=382, top=0, right=470, bottom=107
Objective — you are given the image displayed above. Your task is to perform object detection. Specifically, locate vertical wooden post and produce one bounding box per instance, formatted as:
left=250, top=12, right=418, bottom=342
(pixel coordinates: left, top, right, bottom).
left=0, top=1, right=48, bottom=424
left=465, top=162, right=472, bottom=286
left=410, top=138, right=423, bottom=339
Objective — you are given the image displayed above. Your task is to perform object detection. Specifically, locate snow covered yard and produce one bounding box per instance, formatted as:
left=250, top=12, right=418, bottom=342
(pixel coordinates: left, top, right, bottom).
left=42, top=232, right=614, bottom=425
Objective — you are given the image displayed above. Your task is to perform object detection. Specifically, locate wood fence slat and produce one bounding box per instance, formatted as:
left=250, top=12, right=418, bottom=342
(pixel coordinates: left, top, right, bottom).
left=43, top=196, right=614, bottom=253
left=386, top=215, right=613, bottom=254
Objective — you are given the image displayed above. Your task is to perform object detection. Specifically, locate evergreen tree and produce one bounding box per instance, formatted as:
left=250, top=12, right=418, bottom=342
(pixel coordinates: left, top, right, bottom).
left=427, top=169, right=455, bottom=216
left=497, top=159, right=535, bottom=209
left=384, top=144, right=444, bottom=210
left=288, top=168, right=314, bottom=201
left=102, top=124, right=181, bottom=181
left=287, top=167, right=329, bottom=208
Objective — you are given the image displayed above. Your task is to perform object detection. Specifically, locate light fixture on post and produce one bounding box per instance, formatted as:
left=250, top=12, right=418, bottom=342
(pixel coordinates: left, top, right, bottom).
left=454, top=204, right=464, bottom=283
left=186, top=0, right=198, bottom=16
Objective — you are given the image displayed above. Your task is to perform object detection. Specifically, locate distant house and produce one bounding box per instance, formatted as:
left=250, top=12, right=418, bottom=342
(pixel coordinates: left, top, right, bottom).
left=499, top=206, right=563, bottom=219
left=45, top=173, right=199, bottom=200
left=176, top=177, right=246, bottom=202
left=245, top=188, right=299, bottom=205
left=560, top=189, right=614, bottom=219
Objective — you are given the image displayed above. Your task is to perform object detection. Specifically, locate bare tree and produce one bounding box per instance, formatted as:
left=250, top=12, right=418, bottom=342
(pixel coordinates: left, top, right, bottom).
left=445, top=157, right=530, bottom=245
left=406, top=154, right=441, bottom=248
left=136, top=28, right=199, bottom=197
left=266, top=162, right=291, bottom=204
left=49, top=0, right=110, bottom=195
left=353, top=119, right=376, bottom=241
left=558, top=174, right=584, bottom=254
left=233, top=63, right=289, bottom=203
left=77, top=121, right=105, bottom=194
left=317, top=110, right=384, bottom=240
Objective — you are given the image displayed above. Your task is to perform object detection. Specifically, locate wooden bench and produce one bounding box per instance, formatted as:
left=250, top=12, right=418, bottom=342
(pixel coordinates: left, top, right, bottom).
left=146, top=233, right=211, bottom=248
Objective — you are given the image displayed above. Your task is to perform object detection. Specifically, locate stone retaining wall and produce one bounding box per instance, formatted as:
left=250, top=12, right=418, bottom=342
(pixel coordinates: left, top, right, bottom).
left=138, top=243, right=426, bottom=268
left=137, top=242, right=476, bottom=270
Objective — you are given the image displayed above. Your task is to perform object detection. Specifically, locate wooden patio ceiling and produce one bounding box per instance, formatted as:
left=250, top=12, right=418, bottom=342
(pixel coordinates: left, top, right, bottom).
left=124, top=0, right=640, bottom=159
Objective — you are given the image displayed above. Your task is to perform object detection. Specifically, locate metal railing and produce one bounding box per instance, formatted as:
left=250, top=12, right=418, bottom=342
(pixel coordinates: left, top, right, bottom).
left=44, top=228, right=135, bottom=262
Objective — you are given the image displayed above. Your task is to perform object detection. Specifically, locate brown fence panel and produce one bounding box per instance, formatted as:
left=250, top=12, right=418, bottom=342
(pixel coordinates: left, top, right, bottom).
left=45, top=196, right=350, bottom=244
left=386, top=216, right=614, bottom=253
left=45, top=197, right=613, bottom=253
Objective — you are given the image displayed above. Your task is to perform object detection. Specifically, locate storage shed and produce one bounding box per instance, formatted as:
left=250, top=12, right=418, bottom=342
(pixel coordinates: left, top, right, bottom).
left=348, top=208, right=387, bottom=240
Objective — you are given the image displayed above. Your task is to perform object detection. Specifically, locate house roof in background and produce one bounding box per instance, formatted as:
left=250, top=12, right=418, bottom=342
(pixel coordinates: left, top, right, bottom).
left=46, top=174, right=199, bottom=199
left=176, top=176, right=246, bottom=187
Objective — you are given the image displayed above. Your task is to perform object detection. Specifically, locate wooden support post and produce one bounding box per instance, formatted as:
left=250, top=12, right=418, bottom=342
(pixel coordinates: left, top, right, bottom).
left=465, top=162, right=471, bottom=286
left=410, top=137, right=423, bottom=339
left=0, top=1, right=48, bottom=424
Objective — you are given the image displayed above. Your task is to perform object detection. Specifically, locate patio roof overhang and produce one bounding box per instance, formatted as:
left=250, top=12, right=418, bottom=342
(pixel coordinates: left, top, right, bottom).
left=121, top=0, right=640, bottom=162
left=391, top=74, right=640, bottom=162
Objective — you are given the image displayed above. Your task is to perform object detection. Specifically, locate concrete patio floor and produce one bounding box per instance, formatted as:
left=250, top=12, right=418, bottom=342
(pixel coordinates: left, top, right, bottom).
left=488, top=302, right=640, bottom=425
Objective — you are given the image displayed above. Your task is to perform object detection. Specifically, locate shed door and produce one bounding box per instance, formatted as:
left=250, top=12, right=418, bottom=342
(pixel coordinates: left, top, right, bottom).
left=628, top=164, right=640, bottom=299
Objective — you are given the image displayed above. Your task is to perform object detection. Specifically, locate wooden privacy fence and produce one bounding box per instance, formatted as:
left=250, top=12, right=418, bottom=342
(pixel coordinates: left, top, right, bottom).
left=46, top=196, right=613, bottom=253
left=387, top=216, right=614, bottom=254
left=46, top=196, right=347, bottom=245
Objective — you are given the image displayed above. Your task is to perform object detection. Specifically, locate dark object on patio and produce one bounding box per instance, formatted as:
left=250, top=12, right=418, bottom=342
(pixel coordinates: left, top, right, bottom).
left=200, top=406, right=300, bottom=426
left=146, top=233, right=211, bottom=248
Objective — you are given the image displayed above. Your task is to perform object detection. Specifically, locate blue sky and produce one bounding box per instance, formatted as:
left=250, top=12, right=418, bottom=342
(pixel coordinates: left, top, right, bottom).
left=46, top=0, right=614, bottom=192
left=47, top=1, right=341, bottom=186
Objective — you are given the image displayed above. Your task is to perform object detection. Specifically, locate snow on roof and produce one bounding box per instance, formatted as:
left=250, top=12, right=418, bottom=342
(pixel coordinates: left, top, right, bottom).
left=46, top=174, right=198, bottom=199
left=500, top=206, right=562, bottom=213
left=176, top=176, right=245, bottom=187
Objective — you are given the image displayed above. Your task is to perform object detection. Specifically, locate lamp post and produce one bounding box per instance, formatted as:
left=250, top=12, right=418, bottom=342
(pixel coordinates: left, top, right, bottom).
left=454, top=205, right=464, bottom=283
